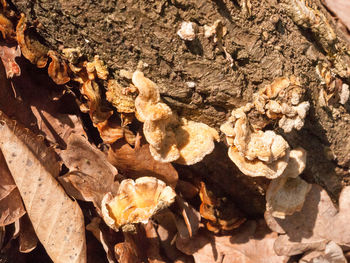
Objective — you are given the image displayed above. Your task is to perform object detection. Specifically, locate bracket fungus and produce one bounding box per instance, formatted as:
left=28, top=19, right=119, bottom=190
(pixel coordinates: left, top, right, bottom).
left=266, top=147, right=311, bottom=219
left=132, top=71, right=219, bottom=165
left=101, top=177, right=176, bottom=232
left=221, top=107, right=290, bottom=179
left=253, top=76, right=310, bottom=133
left=220, top=76, right=311, bottom=178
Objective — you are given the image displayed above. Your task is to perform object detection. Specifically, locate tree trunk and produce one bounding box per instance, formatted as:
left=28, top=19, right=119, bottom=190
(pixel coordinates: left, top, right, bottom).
left=9, top=0, right=350, bottom=214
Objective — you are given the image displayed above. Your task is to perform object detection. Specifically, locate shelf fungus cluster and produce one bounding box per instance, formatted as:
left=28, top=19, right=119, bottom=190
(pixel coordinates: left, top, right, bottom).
left=132, top=71, right=219, bottom=165
left=253, top=76, right=310, bottom=133
left=266, top=147, right=311, bottom=219
left=220, top=77, right=309, bottom=179
left=101, top=177, right=176, bottom=232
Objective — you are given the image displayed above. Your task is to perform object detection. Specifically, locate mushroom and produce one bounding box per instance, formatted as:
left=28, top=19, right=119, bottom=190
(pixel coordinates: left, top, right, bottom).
left=266, top=147, right=310, bottom=219
left=101, top=177, right=176, bottom=232
left=254, top=76, right=310, bottom=133
left=132, top=71, right=219, bottom=165
left=220, top=108, right=290, bottom=179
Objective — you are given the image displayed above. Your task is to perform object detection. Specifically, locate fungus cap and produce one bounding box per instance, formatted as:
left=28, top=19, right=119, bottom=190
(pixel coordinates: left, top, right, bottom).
left=228, top=147, right=290, bottom=179
left=102, top=177, right=176, bottom=231
left=266, top=176, right=311, bottom=219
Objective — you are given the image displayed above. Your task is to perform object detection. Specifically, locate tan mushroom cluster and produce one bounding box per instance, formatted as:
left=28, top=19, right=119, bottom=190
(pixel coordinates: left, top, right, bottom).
left=132, top=71, right=219, bottom=165
left=220, top=105, right=290, bottom=179
left=220, top=76, right=311, bottom=178
left=253, top=76, right=310, bottom=133
left=102, top=177, right=176, bottom=232
left=266, top=147, right=311, bottom=218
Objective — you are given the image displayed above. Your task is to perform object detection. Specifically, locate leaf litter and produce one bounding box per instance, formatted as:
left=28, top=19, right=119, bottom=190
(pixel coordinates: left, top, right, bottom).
left=1, top=2, right=350, bottom=262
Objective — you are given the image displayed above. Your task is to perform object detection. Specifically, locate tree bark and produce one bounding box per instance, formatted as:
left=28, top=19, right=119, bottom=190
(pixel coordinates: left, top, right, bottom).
left=9, top=0, right=350, bottom=214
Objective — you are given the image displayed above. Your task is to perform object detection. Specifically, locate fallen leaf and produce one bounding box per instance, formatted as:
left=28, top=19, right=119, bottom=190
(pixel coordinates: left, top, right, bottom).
left=114, top=240, right=141, bottom=263
left=176, top=220, right=289, bottom=263
left=59, top=134, right=119, bottom=211
left=108, top=140, right=178, bottom=188
left=0, top=111, right=86, bottom=263
left=0, top=44, right=21, bottom=78
left=0, top=149, right=25, bottom=226
left=0, top=189, right=26, bottom=227
left=31, top=104, right=86, bottom=150
left=0, top=226, right=4, bottom=249
left=299, top=241, right=347, bottom=263
left=86, top=217, right=121, bottom=263
left=19, top=214, right=38, bottom=253
left=143, top=221, right=166, bottom=263
left=265, top=184, right=350, bottom=256
left=323, top=0, right=350, bottom=32
left=155, top=210, right=190, bottom=262
left=176, top=197, right=201, bottom=238
left=0, top=149, right=17, bottom=200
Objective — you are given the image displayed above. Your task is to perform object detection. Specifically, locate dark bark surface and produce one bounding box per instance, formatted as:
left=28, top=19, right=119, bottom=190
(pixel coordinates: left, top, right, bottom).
left=9, top=0, right=350, bottom=212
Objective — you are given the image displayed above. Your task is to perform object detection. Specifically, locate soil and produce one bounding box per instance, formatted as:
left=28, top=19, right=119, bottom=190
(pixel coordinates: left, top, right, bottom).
left=9, top=0, right=350, bottom=210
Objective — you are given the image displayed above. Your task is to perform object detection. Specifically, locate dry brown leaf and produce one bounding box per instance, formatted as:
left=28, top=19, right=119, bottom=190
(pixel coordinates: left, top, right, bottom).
left=19, top=214, right=38, bottom=253
left=176, top=220, right=289, bottom=263
left=86, top=217, right=121, bottom=263
left=116, top=223, right=166, bottom=263
left=299, top=241, right=347, bottom=263
left=59, top=134, right=119, bottom=211
left=0, top=112, right=86, bottom=263
left=0, top=149, right=17, bottom=200
left=0, top=149, right=25, bottom=226
left=31, top=105, right=86, bottom=149
left=155, top=210, right=187, bottom=262
left=114, top=240, right=141, bottom=263
left=176, top=196, right=201, bottom=238
left=265, top=184, right=350, bottom=256
left=0, top=225, right=4, bottom=249
left=143, top=221, right=167, bottom=263
left=108, top=140, right=178, bottom=188
left=0, top=44, right=21, bottom=78
left=323, top=0, right=350, bottom=32
left=0, top=189, right=26, bottom=227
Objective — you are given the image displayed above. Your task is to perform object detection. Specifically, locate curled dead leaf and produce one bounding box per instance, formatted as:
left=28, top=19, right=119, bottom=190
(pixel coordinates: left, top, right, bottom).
left=47, top=50, right=70, bottom=85
left=0, top=44, right=21, bottom=78
left=0, top=149, right=25, bottom=226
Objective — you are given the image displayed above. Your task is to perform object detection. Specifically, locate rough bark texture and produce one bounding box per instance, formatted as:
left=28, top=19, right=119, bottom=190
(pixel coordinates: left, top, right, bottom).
left=9, top=0, right=350, bottom=213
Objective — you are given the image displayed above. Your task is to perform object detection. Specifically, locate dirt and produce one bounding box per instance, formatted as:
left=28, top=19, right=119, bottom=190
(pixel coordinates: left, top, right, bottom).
left=9, top=0, right=350, bottom=207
